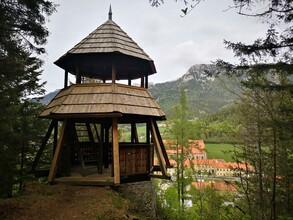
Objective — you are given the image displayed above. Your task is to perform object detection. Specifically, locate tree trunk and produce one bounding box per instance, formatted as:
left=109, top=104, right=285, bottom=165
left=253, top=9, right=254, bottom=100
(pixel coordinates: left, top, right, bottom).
left=270, top=127, right=277, bottom=220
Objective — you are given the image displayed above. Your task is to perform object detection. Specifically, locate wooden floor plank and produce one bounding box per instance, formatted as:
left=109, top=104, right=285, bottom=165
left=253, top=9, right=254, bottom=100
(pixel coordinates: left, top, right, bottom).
left=54, top=166, right=114, bottom=186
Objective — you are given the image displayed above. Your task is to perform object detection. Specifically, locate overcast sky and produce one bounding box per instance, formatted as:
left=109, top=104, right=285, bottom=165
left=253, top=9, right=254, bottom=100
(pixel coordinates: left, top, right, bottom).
left=41, top=0, right=268, bottom=92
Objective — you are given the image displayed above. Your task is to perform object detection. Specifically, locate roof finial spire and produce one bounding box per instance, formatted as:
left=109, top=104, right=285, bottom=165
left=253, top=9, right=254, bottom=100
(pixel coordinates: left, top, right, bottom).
left=108, top=4, right=112, bottom=20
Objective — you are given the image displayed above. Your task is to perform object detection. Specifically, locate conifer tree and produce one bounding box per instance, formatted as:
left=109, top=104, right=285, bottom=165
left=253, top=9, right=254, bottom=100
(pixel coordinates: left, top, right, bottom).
left=170, top=88, right=193, bottom=216
left=231, top=70, right=293, bottom=219
left=0, top=1, right=55, bottom=197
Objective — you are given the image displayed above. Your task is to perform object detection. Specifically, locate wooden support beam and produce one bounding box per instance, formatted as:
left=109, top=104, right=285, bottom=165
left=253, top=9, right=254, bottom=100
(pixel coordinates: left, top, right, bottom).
left=64, top=70, right=68, bottom=88
left=146, top=122, right=150, bottom=144
left=145, top=75, right=148, bottom=88
left=72, top=123, right=87, bottom=174
left=32, top=120, right=55, bottom=172
left=112, top=117, right=120, bottom=184
left=76, top=66, right=81, bottom=84
left=53, top=121, right=58, bottom=154
left=86, top=123, right=94, bottom=143
left=153, top=120, right=171, bottom=167
left=104, top=124, right=110, bottom=169
left=150, top=174, right=171, bottom=180
left=146, top=122, right=152, bottom=171
left=112, top=65, right=116, bottom=84
left=98, top=123, right=104, bottom=174
left=93, top=123, right=101, bottom=143
left=131, top=123, right=138, bottom=143
left=48, top=120, right=67, bottom=183
left=149, top=119, right=167, bottom=176
left=128, top=79, right=131, bottom=86
left=140, top=76, right=144, bottom=88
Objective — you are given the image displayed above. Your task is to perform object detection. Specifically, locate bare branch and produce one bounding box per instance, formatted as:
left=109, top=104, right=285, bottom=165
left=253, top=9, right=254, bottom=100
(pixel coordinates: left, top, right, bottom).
left=180, top=0, right=202, bottom=17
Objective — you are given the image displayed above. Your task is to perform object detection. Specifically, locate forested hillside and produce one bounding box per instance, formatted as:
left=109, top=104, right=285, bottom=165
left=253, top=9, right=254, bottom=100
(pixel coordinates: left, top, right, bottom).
left=149, top=64, right=239, bottom=118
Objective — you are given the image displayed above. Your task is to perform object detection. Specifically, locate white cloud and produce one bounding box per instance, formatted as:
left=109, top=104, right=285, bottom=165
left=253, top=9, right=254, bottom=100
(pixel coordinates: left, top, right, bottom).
left=41, top=0, right=270, bottom=92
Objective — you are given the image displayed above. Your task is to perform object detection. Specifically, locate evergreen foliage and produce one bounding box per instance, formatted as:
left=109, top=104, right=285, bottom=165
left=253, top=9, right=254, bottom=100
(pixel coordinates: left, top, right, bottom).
left=0, top=1, right=55, bottom=198
left=171, top=88, right=194, bottom=215
left=229, top=70, right=293, bottom=219
left=217, top=1, right=293, bottom=218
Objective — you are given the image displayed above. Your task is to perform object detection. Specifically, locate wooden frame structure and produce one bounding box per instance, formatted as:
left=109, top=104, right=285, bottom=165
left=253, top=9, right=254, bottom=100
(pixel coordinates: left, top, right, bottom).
left=33, top=117, right=170, bottom=185
left=33, top=7, right=170, bottom=185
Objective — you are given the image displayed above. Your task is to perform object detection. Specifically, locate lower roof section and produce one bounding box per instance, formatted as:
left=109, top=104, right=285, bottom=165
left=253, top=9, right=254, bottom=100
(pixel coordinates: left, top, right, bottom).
left=40, top=83, right=166, bottom=120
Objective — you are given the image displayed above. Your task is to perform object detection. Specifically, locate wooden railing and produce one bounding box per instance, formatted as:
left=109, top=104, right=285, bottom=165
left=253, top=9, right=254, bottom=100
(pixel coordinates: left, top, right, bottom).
left=119, top=143, right=153, bottom=175
left=70, top=141, right=154, bottom=176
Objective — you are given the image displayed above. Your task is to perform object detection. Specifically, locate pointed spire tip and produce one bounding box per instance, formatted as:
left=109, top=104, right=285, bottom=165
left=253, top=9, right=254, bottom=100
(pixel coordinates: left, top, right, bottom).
left=108, top=4, right=112, bottom=20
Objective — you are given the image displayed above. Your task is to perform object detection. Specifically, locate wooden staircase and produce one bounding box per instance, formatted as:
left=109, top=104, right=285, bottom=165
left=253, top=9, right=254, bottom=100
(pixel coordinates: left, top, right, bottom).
left=73, top=123, right=101, bottom=176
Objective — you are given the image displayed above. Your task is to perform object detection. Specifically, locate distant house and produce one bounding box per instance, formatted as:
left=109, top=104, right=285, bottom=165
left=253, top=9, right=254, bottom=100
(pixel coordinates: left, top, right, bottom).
left=218, top=162, right=253, bottom=177
left=185, top=159, right=224, bottom=175
left=162, top=140, right=253, bottom=178
left=190, top=159, right=253, bottom=177
left=164, top=139, right=207, bottom=160
left=214, top=160, right=234, bottom=177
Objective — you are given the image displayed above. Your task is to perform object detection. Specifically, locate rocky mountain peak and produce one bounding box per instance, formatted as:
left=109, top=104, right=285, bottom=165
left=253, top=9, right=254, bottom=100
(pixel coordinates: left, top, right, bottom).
left=180, top=64, right=215, bottom=84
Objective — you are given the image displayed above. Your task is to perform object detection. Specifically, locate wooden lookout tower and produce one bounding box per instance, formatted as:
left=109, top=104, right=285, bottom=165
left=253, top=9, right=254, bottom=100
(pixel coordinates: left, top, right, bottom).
left=33, top=7, right=171, bottom=185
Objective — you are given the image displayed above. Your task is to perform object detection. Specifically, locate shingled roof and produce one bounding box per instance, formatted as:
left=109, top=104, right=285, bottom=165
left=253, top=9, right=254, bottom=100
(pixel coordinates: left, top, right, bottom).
left=66, top=19, right=152, bottom=61
left=54, top=9, right=156, bottom=80
left=40, top=83, right=166, bottom=119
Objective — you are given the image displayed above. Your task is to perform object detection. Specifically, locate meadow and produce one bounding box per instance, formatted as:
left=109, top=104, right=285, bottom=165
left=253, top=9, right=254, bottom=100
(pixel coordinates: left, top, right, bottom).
left=119, top=124, right=236, bottom=162
left=205, top=143, right=235, bottom=162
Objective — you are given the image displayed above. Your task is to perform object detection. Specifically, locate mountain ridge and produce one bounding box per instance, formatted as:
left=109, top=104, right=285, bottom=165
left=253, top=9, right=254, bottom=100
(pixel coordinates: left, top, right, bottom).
left=148, top=64, right=237, bottom=118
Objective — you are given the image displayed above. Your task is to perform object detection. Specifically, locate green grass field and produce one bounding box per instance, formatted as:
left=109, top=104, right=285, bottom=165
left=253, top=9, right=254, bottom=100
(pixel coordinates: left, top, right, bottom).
left=205, top=143, right=235, bottom=162
left=119, top=124, right=236, bottom=162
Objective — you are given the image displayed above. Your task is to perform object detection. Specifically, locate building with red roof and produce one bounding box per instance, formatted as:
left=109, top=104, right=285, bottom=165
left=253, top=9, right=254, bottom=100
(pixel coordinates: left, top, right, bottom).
left=162, top=139, right=253, bottom=178
left=164, top=139, right=207, bottom=160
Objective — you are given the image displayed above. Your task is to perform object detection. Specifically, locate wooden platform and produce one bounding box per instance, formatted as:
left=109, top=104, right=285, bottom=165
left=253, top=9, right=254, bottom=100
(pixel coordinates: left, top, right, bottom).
left=54, top=166, right=114, bottom=186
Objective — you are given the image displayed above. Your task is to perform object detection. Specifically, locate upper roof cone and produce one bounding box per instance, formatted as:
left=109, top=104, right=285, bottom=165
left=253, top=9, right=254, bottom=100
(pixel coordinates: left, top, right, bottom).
left=54, top=6, right=156, bottom=81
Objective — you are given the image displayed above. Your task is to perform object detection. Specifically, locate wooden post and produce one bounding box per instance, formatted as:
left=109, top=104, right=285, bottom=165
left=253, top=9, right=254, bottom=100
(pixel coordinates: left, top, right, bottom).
left=48, top=120, right=67, bottom=183
left=98, top=123, right=104, bottom=174
left=128, top=79, right=131, bottom=86
left=146, top=121, right=152, bottom=171
left=112, top=117, right=120, bottom=184
left=131, top=123, right=138, bottom=143
left=112, top=65, right=116, bottom=84
left=140, top=76, right=144, bottom=88
left=146, top=122, right=150, bottom=144
left=53, top=121, right=58, bottom=154
left=76, top=66, right=81, bottom=84
left=64, top=70, right=68, bottom=88
left=104, top=124, right=110, bottom=169
left=145, top=75, right=148, bottom=88
left=72, top=122, right=87, bottom=174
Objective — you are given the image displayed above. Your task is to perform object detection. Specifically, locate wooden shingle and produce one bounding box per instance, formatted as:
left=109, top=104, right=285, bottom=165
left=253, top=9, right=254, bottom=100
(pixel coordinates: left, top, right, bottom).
left=67, top=20, right=150, bottom=60
left=40, top=83, right=166, bottom=119
left=54, top=17, right=156, bottom=80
